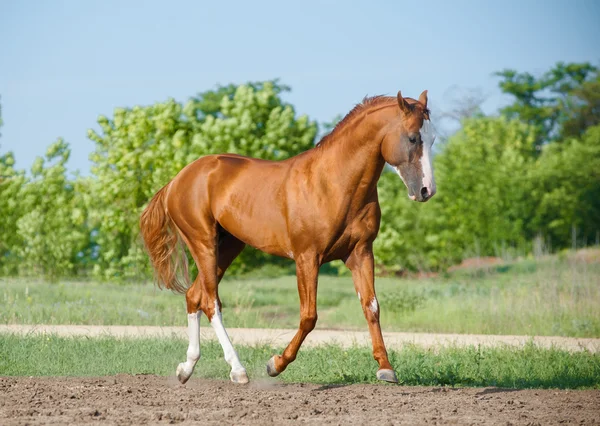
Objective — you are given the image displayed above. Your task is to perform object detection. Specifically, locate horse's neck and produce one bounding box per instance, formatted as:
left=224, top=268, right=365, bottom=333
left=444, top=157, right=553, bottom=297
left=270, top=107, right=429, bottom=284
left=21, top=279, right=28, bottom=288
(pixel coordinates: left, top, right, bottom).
left=310, top=107, right=388, bottom=199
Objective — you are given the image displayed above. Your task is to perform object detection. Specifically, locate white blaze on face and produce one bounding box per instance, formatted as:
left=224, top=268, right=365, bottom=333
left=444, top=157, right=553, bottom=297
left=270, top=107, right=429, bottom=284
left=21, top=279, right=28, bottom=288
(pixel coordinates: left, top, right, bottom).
left=419, top=120, right=436, bottom=197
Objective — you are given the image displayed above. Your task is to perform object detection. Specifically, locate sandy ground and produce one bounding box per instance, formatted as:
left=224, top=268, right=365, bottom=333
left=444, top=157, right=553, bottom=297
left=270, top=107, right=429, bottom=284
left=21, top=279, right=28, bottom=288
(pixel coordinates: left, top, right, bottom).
left=1, top=375, right=598, bottom=425
left=1, top=324, right=598, bottom=352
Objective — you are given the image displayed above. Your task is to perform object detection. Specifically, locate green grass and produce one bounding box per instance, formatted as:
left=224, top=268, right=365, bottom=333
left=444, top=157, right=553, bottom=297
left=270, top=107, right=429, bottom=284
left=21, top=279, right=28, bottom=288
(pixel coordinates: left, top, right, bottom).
left=1, top=253, right=599, bottom=337
left=0, top=334, right=598, bottom=389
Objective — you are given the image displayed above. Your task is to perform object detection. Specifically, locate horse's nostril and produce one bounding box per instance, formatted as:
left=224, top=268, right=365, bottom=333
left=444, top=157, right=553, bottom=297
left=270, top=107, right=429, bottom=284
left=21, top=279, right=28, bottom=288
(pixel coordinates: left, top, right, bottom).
left=420, top=187, right=429, bottom=199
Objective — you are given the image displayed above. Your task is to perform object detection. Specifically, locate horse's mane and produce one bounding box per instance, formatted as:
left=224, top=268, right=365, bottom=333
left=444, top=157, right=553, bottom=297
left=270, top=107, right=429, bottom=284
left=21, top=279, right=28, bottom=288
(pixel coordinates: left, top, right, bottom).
left=316, top=95, right=430, bottom=148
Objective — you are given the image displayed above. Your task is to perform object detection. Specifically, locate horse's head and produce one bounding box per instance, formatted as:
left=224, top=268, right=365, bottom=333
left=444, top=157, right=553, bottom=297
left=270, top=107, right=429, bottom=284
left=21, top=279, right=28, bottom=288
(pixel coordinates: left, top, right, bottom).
left=381, top=90, right=436, bottom=202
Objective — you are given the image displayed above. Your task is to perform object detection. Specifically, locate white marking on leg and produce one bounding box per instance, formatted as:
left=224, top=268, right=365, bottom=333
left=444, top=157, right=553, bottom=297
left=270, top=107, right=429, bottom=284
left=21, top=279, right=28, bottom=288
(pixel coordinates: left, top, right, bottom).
left=357, top=291, right=361, bottom=302
left=211, top=300, right=247, bottom=378
left=369, top=297, right=378, bottom=315
left=176, top=311, right=201, bottom=383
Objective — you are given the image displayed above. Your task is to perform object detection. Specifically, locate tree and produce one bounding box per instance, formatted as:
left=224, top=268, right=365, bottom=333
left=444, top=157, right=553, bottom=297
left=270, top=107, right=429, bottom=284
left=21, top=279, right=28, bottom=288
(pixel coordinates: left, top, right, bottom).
left=188, top=80, right=291, bottom=119
left=529, top=124, right=600, bottom=247
left=15, top=139, right=89, bottom=278
left=560, top=73, right=600, bottom=139
left=0, top=154, right=26, bottom=275
left=0, top=98, right=26, bottom=274
left=429, top=117, right=537, bottom=262
left=495, top=62, right=598, bottom=147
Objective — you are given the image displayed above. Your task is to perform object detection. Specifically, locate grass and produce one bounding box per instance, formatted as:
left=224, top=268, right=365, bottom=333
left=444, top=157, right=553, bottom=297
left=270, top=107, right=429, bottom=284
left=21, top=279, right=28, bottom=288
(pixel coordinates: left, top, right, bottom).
left=0, top=334, right=598, bottom=389
left=1, top=252, right=599, bottom=337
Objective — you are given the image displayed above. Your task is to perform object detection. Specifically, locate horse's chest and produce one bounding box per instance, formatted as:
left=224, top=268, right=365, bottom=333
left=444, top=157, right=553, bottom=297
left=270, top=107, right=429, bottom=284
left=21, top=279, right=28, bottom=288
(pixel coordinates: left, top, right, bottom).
left=321, top=203, right=381, bottom=260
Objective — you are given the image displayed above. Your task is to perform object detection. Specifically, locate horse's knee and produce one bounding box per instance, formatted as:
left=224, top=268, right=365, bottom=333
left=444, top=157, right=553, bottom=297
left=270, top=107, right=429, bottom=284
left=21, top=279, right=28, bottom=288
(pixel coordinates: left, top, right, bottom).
left=300, top=312, right=318, bottom=332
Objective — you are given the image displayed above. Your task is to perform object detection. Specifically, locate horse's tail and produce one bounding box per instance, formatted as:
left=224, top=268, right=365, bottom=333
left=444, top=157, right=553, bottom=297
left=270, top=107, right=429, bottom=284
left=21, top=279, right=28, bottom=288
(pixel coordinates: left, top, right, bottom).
left=139, top=184, right=190, bottom=294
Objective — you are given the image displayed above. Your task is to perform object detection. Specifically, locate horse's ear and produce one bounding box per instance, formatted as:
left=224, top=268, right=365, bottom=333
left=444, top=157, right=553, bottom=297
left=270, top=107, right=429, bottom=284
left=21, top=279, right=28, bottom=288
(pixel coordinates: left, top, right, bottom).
left=418, top=90, right=428, bottom=108
left=397, top=91, right=410, bottom=114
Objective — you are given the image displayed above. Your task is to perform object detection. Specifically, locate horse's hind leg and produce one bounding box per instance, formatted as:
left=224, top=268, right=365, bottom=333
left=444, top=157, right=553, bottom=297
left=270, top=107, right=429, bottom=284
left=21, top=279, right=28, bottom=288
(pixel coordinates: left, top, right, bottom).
left=176, top=296, right=202, bottom=384
left=208, top=232, right=248, bottom=383
left=176, top=225, right=247, bottom=384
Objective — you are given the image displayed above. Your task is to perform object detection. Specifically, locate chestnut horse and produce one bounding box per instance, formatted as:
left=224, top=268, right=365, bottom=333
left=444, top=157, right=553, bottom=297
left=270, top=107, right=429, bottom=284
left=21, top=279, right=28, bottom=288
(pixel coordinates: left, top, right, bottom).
left=140, top=90, right=436, bottom=384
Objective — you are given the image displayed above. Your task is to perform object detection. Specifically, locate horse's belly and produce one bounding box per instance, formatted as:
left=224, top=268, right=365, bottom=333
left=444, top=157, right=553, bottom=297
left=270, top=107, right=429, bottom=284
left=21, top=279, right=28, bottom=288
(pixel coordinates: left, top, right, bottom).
left=222, top=219, right=290, bottom=258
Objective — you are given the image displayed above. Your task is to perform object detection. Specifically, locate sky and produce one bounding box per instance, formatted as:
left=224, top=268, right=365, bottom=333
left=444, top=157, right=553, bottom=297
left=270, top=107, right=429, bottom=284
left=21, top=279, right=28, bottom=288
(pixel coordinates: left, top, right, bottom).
left=1, top=0, right=599, bottom=174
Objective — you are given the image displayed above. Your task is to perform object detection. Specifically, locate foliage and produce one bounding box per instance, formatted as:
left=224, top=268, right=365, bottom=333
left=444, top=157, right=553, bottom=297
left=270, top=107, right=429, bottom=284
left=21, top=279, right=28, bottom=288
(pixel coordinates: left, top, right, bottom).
left=0, top=151, right=26, bottom=275
left=431, top=116, right=537, bottom=262
left=528, top=124, right=600, bottom=246
left=15, top=140, right=89, bottom=278
left=496, top=62, right=598, bottom=147
left=560, top=71, right=600, bottom=139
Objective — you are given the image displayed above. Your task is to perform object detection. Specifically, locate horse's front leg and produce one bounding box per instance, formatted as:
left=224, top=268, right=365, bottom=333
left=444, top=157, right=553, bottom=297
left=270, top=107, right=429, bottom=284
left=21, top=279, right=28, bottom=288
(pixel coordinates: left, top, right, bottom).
left=345, top=244, right=397, bottom=383
left=266, top=253, right=319, bottom=376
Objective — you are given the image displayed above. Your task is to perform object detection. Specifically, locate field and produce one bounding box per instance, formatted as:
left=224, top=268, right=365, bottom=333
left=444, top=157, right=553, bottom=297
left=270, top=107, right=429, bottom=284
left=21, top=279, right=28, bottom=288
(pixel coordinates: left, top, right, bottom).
left=2, top=253, right=599, bottom=337
left=2, top=252, right=600, bottom=424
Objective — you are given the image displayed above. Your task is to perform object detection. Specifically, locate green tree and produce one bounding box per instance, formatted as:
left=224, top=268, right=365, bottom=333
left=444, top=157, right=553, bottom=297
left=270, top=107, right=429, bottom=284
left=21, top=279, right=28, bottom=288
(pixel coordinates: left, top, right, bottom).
left=0, top=155, right=27, bottom=275
left=16, top=139, right=89, bottom=278
left=188, top=80, right=291, bottom=119
left=529, top=124, right=600, bottom=247
left=427, top=117, right=536, bottom=264
left=560, top=72, right=600, bottom=139
left=496, top=62, right=598, bottom=147
left=0, top=99, right=26, bottom=274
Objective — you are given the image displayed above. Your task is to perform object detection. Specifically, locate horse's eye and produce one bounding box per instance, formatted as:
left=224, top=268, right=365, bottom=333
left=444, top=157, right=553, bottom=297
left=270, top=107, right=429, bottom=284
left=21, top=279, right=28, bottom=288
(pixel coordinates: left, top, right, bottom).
left=408, top=136, right=417, bottom=144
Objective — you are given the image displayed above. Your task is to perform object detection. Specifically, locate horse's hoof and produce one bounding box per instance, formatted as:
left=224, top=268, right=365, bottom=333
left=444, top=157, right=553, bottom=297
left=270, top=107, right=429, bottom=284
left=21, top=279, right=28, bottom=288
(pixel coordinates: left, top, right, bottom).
left=376, top=369, right=398, bottom=383
left=266, top=356, right=280, bottom=377
left=176, top=363, right=193, bottom=384
left=230, top=369, right=249, bottom=384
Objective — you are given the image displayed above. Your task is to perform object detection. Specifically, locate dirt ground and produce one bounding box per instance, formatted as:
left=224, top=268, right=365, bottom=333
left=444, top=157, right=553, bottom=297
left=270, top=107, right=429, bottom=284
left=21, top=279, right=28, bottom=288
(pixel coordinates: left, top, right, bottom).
left=1, top=375, right=598, bottom=425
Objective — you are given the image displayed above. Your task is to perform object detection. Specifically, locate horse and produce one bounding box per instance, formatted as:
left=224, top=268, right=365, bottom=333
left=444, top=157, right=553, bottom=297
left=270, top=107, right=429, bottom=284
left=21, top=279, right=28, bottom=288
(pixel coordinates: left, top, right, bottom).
left=140, top=90, right=436, bottom=384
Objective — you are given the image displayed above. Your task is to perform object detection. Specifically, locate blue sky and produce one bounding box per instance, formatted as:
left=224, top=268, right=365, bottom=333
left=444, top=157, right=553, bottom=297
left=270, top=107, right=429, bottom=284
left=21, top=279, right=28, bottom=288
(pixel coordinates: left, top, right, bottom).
left=1, top=0, right=599, bottom=174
